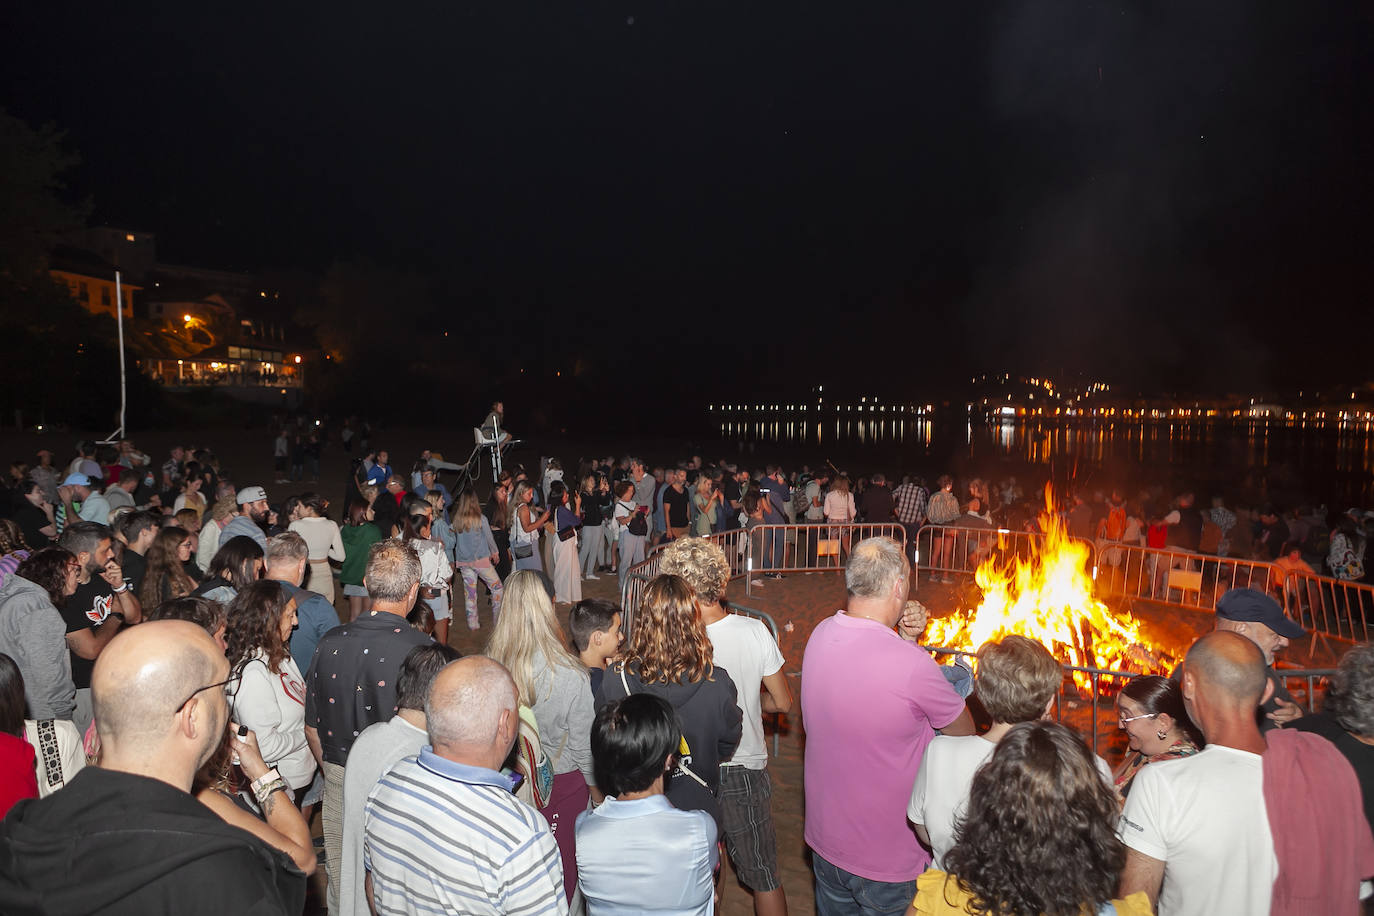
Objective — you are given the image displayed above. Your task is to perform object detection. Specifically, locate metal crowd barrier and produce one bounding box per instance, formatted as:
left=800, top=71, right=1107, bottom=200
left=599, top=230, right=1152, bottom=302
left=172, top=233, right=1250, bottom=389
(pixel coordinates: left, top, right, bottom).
left=1092, top=543, right=1278, bottom=611
left=745, top=523, right=907, bottom=595
left=1279, top=571, right=1374, bottom=643
left=914, top=524, right=1096, bottom=584
left=922, top=645, right=1336, bottom=755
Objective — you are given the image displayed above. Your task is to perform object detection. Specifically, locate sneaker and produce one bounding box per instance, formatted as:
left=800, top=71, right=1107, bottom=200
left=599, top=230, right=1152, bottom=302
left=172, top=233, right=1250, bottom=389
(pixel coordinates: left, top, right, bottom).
left=766, top=573, right=785, bottom=580
left=585, top=573, right=600, bottom=580
left=941, top=575, right=954, bottom=584
left=750, top=578, right=767, bottom=587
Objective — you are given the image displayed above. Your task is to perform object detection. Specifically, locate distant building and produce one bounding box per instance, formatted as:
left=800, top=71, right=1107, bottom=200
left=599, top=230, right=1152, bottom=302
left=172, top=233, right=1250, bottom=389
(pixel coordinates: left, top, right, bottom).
left=49, top=245, right=140, bottom=320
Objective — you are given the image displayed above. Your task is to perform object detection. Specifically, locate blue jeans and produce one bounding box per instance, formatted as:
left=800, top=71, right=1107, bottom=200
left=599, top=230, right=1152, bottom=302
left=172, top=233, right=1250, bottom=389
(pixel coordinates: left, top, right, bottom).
left=812, top=852, right=915, bottom=916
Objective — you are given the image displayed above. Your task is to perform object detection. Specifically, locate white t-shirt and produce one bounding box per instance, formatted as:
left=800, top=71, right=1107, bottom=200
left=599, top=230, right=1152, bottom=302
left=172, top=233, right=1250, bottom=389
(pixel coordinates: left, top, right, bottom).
left=804, top=481, right=825, bottom=521
left=1118, top=745, right=1277, bottom=916
left=909, top=734, right=1114, bottom=870
left=705, top=613, right=784, bottom=770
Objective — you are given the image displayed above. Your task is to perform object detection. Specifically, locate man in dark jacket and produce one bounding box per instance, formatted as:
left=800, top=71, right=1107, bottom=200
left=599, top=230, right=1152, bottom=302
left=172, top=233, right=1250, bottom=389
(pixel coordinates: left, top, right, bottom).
left=0, top=619, right=304, bottom=915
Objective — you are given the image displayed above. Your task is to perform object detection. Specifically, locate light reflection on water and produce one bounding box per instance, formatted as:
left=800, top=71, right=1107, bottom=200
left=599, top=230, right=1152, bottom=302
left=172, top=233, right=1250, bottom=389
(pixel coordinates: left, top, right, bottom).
left=714, top=418, right=1374, bottom=503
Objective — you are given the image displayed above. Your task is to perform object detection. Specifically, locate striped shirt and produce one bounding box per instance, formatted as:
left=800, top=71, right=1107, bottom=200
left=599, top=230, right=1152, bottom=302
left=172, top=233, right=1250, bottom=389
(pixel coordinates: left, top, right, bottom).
left=364, top=750, right=567, bottom=916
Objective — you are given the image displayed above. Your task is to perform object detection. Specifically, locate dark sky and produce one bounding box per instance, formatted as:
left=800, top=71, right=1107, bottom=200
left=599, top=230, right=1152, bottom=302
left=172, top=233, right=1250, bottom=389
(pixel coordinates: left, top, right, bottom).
left=5, top=3, right=1371, bottom=397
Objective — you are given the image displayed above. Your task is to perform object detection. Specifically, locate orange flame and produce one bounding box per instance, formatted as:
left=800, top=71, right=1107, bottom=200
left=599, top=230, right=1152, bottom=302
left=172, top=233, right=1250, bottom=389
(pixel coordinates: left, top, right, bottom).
left=924, top=492, right=1168, bottom=692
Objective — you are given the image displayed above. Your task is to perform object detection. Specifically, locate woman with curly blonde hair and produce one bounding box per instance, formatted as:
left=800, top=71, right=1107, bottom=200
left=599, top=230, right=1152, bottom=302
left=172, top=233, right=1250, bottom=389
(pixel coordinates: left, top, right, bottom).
left=596, top=573, right=742, bottom=830
left=485, top=570, right=596, bottom=902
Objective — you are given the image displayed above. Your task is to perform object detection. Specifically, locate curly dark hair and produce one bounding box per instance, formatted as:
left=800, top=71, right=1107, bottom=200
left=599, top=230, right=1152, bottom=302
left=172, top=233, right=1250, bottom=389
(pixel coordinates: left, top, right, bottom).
left=942, top=721, right=1125, bottom=916
left=0, top=519, right=30, bottom=557
left=15, top=547, right=77, bottom=606
left=224, top=579, right=293, bottom=676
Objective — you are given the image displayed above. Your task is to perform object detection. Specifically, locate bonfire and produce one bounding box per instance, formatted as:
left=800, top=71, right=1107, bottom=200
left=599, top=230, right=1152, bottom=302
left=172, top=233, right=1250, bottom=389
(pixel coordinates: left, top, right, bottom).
left=924, top=494, right=1169, bottom=692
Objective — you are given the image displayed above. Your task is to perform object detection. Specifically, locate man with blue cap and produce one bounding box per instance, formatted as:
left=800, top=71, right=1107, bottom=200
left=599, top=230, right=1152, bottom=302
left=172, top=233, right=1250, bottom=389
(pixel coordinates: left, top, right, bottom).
left=1213, top=586, right=1306, bottom=730
left=57, top=472, right=111, bottom=529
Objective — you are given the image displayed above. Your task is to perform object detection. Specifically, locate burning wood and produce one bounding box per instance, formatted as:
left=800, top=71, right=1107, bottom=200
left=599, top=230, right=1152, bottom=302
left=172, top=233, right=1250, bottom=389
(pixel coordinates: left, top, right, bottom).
left=925, top=494, right=1171, bottom=692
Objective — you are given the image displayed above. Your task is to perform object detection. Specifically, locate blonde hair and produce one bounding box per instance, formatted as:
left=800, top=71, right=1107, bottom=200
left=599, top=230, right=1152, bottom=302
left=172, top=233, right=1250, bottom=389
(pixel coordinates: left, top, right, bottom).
left=508, top=482, right=535, bottom=531
left=695, top=476, right=713, bottom=496
left=659, top=537, right=730, bottom=604
left=423, top=490, right=444, bottom=514
left=621, top=574, right=714, bottom=685
left=209, top=494, right=238, bottom=523
left=485, top=570, right=583, bottom=706
left=454, top=490, right=483, bottom=533
left=830, top=475, right=851, bottom=495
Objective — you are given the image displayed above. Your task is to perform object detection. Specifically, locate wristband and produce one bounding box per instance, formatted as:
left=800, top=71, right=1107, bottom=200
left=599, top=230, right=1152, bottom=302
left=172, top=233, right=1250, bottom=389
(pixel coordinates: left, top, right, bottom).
left=253, top=778, right=287, bottom=808
left=250, top=767, right=283, bottom=795
left=112, top=583, right=129, bottom=594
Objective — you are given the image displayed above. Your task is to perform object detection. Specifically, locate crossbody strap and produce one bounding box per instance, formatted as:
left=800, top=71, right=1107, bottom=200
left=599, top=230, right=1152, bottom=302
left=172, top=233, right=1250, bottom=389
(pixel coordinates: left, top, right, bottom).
left=35, top=720, right=65, bottom=790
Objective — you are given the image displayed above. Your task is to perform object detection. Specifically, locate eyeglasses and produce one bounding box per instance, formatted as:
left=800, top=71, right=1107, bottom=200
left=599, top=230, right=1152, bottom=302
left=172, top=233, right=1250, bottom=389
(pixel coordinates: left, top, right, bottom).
left=1118, top=711, right=1157, bottom=726
left=174, top=671, right=242, bottom=715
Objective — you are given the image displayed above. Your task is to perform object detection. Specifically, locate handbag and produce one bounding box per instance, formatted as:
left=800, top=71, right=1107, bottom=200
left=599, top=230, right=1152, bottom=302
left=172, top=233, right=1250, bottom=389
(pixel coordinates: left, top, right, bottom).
left=557, top=526, right=578, bottom=542
left=513, top=543, right=535, bottom=560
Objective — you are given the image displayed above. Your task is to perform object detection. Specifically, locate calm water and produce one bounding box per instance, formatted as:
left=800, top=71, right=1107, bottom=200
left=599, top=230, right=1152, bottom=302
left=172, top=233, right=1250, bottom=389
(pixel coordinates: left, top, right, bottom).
left=704, top=416, right=1374, bottom=508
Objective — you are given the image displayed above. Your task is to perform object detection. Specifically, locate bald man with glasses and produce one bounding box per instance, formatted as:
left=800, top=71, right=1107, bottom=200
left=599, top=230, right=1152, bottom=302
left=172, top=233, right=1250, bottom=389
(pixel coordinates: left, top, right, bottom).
left=0, top=620, right=306, bottom=915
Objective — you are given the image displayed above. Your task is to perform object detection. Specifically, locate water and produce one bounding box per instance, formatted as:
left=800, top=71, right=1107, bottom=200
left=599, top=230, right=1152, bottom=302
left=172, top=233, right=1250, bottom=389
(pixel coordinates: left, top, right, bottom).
left=705, top=416, right=1374, bottom=508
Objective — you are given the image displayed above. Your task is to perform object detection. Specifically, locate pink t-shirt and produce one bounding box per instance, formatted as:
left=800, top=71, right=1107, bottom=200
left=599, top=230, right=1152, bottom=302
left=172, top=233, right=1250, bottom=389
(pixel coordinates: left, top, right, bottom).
left=801, top=611, right=966, bottom=882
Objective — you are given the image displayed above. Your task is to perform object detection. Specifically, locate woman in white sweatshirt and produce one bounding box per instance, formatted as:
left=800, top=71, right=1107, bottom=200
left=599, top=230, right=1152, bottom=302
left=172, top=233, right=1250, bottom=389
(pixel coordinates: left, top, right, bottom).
left=224, top=579, right=315, bottom=795
left=286, top=493, right=344, bottom=603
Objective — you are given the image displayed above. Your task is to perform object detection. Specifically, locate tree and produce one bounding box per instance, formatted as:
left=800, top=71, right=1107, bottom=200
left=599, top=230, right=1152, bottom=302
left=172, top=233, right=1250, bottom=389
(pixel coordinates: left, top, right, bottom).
left=0, top=109, right=90, bottom=281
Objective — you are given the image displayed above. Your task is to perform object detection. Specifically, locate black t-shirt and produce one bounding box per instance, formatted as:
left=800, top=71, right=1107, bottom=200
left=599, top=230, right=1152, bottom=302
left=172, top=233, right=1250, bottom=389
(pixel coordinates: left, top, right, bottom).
left=663, top=486, right=690, bottom=528
left=11, top=502, right=51, bottom=548
left=61, top=578, right=116, bottom=689
left=581, top=491, right=604, bottom=526
left=121, top=550, right=148, bottom=595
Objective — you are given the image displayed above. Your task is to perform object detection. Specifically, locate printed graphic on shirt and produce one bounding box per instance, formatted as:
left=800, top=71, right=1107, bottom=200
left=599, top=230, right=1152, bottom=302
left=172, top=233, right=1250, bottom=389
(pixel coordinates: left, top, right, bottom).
left=85, top=593, right=112, bottom=625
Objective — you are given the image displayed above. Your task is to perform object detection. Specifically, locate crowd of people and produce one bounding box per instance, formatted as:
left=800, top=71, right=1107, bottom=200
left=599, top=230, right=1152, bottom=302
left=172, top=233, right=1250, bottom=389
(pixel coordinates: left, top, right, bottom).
left=0, top=432, right=1372, bottom=915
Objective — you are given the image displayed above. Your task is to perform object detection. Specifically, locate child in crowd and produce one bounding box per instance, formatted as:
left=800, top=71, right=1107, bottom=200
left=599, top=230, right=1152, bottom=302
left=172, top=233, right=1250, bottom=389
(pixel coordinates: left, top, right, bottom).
left=569, top=598, right=623, bottom=696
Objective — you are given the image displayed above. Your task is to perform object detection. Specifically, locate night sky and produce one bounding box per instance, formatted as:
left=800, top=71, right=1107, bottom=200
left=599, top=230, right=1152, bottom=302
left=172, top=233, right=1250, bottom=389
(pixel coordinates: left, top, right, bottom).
left=5, top=3, right=1371, bottom=399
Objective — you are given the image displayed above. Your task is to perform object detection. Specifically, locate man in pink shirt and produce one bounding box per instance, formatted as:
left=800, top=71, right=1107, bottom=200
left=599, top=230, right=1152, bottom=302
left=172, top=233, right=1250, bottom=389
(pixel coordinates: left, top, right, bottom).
left=801, top=536, right=974, bottom=915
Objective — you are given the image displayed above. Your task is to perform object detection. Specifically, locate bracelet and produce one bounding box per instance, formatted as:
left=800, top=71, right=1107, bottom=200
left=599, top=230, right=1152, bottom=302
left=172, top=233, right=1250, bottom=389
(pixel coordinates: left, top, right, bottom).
left=253, top=778, right=287, bottom=808
left=112, top=583, right=129, bottom=594
left=249, top=767, right=282, bottom=794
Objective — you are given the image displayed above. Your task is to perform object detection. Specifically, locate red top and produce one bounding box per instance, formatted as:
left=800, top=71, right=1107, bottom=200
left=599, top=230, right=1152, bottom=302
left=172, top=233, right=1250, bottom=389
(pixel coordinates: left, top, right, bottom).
left=0, top=732, right=38, bottom=817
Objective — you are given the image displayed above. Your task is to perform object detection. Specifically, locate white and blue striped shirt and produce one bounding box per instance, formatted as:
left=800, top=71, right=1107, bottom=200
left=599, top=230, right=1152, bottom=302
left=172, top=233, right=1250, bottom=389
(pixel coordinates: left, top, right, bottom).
left=364, top=749, right=567, bottom=916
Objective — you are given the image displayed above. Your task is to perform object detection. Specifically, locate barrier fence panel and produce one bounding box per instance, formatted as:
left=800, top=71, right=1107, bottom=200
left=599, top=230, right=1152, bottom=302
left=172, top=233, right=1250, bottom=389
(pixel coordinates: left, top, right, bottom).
left=746, top=523, right=906, bottom=595
left=1092, top=544, right=1279, bottom=612
left=1278, top=571, right=1374, bottom=643
left=914, top=525, right=1097, bottom=584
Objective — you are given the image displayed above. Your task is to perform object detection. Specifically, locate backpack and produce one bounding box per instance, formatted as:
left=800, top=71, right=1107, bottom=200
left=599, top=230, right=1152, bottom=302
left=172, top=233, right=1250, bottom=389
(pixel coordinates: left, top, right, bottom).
left=510, top=704, right=555, bottom=808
